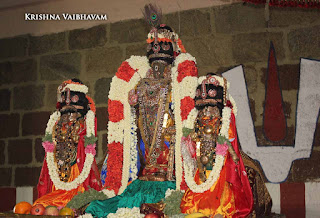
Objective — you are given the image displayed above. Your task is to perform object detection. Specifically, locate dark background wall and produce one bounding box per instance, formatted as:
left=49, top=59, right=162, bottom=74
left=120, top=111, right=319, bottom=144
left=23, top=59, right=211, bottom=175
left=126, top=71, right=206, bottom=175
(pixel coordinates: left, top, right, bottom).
left=0, top=3, right=319, bottom=188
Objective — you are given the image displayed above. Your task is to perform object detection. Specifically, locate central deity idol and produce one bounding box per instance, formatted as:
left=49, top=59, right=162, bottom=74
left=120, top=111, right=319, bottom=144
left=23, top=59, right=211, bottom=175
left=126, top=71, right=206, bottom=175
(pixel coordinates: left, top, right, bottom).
left=87, top=4, right=199, bottom=217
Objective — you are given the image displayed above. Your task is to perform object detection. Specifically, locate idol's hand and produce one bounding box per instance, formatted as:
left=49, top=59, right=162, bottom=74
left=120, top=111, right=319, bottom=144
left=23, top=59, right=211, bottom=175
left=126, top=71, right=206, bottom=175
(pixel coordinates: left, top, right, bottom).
left=128, top=89, right=138, bottom=105
left=228, top=145, right=239, bottom=165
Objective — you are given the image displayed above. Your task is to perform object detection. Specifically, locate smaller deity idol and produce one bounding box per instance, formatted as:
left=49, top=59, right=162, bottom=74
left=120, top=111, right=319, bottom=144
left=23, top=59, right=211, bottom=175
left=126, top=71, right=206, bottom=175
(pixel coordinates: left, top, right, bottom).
left=180, top=74, right=253, bottom=217
left=34, top=79, right=101, bottom=208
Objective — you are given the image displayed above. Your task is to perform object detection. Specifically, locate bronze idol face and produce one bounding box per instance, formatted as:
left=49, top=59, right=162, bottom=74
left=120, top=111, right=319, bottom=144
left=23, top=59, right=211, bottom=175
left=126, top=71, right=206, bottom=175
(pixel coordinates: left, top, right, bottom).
left=199, top=106, right=221, bottom=120
left=151, top=60, right=171, bottom=79
left=59, top=89, right=88, bottom=117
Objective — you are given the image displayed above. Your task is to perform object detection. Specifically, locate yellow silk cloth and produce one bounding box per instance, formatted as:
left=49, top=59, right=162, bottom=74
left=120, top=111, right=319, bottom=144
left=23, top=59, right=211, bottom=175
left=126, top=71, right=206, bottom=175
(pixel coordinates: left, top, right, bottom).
left=181, top=164, right=236, bottom=217
left=33, top=163, right=85, bottom=208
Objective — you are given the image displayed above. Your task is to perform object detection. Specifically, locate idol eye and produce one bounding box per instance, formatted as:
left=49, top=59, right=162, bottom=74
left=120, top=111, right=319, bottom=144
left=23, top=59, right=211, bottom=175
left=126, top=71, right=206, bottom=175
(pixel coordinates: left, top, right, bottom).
left=71, top=95, right=79, bottom=103
left=61, top=95, right=66, bottom=102
left=152, top=43, right=160, bottom=53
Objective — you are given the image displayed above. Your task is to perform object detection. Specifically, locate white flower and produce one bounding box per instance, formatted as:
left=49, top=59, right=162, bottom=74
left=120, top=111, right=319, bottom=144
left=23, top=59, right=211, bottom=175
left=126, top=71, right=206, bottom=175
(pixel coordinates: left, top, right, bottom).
left=219, top=107, right=231, bottom=138
left=184, top=155, right=225, bottom=193
left=129, top=107, right=138, bottom=181
left=182, top=108, right=198, bottom=130
left=228, top=94, right=237, bottom=117
left=165, top=188, right=175, bottom=198
left=108, top=120, right=125, bottom=143
left=101, top=189, right=116, bottom=198
left=47, top=153, right=94, bottom=191
left=78, top=213, right=93, bottom=218
left=86, top=110, right=95, bottom=137
left=45, top=111, right=60, bottom=134
left=107, top=207, right=144, bottom=218
left=62, top=83, right=89, bottom=94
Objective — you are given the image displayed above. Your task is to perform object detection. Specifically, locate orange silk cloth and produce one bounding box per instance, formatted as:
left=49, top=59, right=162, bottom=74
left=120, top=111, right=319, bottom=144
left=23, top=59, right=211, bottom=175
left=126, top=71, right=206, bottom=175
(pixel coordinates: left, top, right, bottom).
left=33, top=163, right=85, bottom=208
left=180, top=163, right=236, bottom=217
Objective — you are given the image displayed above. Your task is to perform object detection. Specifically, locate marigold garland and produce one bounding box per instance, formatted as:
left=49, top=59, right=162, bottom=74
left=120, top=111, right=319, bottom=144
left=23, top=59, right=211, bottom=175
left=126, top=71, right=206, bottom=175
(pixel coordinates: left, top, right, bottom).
left=177, top=60, right=198, bottom=83
left=86, top=96, right=96, bottom=114
left=108, top=100, right=124, bottom=122
left=180, top=96, right=195, bottom=121
left=116, top=61, right=136, bottom=82
left=103, top=142, right=124, bottom=194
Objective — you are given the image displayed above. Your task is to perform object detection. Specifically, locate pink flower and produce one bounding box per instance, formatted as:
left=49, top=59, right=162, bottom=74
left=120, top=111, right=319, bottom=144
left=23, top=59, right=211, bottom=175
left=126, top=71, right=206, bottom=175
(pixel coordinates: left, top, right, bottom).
left=42, top=141, right=54, bottom=153
left=85, top=144, right=96, bottom=156
left=216, top=142, right=229, bottom=156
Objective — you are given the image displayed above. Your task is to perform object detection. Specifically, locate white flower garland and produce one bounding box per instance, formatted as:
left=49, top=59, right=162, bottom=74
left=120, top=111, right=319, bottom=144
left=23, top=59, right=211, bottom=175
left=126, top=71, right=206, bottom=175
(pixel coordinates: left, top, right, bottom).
left=101, top=189, right=116, bottom=198
left=165, top=188, right=176, bottom=198
left=171, top=53, right=198, bottom=190
left=85, top=110, right=95, bottom=137
left=229, top=94, right=237, bottom=117
left=61, top=83, right=89, bottom=94
left=107, top=207, right=144, bottom=218
left=220, top=107, right=231, bottom=138
left=107, top=54, right=198, bottom=194
left=47, top=152, right=94, bottom=191
left=182, top=108, right=198, bottom=129
left=183, top=107, right=232, bottom=193
left=78, top=213, right=94, bottom=218
left=45, top=111, right=61, bottom=134
left=129, top=107, right=138, bottom=181
left=44, top=110, right=96, bottom=191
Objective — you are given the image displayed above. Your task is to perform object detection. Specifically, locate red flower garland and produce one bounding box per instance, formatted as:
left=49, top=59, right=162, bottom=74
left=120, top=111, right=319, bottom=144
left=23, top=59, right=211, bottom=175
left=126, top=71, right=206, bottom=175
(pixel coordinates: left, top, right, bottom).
left=116, top=61, right=136, bottom=82
left=108, top=99, right=124, bottom=122
left=180, top=171, right=188, bottom=191
left=177, top=60, right=198, bottom=83
left=180, top=96, right=195, bottom=121
left=104, top=142, right=124, bottom=194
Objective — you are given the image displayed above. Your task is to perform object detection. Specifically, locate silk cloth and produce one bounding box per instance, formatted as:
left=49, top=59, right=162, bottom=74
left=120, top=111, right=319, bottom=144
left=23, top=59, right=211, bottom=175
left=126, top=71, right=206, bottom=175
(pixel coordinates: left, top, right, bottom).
left=181, top=165, right=236, bottom=217
left=34, top=118, right=101, bottom=207
left=181, top=113, right=253, bottom=217
left=86, top=179, right=175, bottom=217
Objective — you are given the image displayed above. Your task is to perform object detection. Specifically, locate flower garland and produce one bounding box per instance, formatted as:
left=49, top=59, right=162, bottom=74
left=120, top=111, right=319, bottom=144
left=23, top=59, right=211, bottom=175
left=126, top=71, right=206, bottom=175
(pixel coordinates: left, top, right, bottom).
left=107, top=207, right=144, bottom=218
left=104, top=53, right=198, bottom=194
left=171, top=53, right=198, bottom=190
left=129, top=107, right=138, bottom=181
left=42, top=110, right=97, bottom=191
left=183, top=107, right=232, bottom=193
left=78, top=214, right=94, bottom=218
left=61, top=83, right=89, bottom=94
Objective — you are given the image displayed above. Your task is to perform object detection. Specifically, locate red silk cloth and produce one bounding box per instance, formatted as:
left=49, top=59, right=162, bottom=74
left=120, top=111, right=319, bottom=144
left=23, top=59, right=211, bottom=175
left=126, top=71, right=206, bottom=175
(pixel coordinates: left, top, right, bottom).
left=243, top=0, right=320, bottom=8
left=181, top=113, right=253, bottom=217
left=225, top=113, right=253, bottom=217
left=35, top=118, right=101, bottom=207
